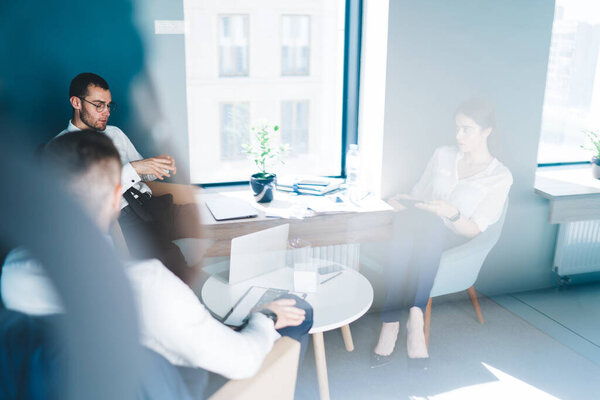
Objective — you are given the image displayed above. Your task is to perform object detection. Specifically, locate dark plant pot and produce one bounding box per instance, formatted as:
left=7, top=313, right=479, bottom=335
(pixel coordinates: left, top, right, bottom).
left=250, top=173, right=277, bottom=203
left=592, top=156, right=600, bottom=180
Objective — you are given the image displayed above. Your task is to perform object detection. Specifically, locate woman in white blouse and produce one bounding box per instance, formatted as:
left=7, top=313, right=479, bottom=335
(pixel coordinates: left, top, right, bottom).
left=373, top=99, right=512, bottom=365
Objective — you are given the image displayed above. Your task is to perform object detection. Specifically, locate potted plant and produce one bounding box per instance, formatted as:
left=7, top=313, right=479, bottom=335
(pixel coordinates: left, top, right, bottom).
left=242, top=122, right=289, bottom=203
left=581, top=130, right=600, bottom=179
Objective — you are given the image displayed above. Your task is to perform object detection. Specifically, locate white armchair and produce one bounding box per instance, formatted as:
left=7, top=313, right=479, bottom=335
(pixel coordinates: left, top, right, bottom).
left=424, top=200, right=509, bottom=346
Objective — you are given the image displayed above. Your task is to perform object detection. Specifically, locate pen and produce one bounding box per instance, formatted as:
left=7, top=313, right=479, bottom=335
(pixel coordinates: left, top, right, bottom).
left=320, top=271, right=343, bottom=285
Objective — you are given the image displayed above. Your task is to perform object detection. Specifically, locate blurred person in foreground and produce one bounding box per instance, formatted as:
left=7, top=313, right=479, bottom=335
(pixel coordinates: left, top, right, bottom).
left=1, top=131, right=313, bottom=394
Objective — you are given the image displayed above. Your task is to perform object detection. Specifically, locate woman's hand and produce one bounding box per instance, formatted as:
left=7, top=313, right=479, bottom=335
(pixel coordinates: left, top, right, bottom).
left=414, top=200, right=458, bottom=220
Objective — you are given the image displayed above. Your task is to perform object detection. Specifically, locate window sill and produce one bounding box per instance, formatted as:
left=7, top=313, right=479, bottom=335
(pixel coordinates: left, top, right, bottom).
left=534, top=164, right=600, bottom=224
left=535, top=164, right=600, bottom=199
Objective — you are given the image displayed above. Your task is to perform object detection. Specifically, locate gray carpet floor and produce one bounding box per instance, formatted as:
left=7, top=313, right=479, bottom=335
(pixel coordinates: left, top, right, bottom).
left=205, top=291, right=600, bottom=399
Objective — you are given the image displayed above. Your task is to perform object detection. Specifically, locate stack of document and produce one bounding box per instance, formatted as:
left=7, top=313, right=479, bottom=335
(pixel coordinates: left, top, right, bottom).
left=277, top=176, right=344, bottom=196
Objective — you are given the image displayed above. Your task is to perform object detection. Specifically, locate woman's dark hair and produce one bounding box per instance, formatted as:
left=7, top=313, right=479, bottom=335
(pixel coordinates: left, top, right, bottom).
left=69, top=73, right=109, bottom=98
left=455, top=98, right=496, bottom=131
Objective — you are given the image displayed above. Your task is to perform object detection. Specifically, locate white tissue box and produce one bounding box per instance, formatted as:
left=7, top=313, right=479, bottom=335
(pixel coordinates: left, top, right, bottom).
left=294, top=269, right=318, bottom=293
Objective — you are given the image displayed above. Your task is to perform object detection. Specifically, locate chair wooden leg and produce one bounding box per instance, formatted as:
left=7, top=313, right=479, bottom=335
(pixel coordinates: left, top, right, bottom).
left=424, top=298, right=432, bottom=348
left=467, top=286, right=484, bottom=324
left=340, top=324, right=354, bottom=352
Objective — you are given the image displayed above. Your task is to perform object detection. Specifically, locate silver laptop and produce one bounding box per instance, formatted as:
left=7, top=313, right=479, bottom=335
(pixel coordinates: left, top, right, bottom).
left=205, top=224, right=290, bottom=285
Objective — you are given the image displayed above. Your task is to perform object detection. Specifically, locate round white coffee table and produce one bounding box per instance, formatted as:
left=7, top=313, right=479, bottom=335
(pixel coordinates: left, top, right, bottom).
left=201, top=265, right=373, bottom=400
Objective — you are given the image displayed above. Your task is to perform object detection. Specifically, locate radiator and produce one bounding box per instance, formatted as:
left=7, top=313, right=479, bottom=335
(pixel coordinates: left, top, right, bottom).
left=554, top=219, right=600, bottom=276
left=312, top=244, right=361, bottom=270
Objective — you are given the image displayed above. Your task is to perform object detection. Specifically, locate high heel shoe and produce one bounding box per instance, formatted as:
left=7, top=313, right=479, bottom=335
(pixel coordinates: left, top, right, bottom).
left=406, top=306, right=429, bottom=359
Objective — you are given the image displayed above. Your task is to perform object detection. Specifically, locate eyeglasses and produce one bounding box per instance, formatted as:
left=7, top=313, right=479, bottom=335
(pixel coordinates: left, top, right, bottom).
left=78, top=97, right=117, bottom=113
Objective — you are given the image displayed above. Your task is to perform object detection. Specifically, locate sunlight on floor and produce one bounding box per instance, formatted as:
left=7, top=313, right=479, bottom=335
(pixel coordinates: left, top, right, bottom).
left=410, top=363, right=559, bottom=400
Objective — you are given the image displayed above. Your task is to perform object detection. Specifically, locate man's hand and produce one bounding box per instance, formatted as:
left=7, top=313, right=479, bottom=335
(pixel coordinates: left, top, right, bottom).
left=414, top=199, right=458, bottom=219
left=260, top=298, right=306, bottom=330
left=131, top=154, right=176, bottom=180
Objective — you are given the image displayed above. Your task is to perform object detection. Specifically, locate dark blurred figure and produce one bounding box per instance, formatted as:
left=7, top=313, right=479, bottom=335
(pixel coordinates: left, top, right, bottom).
left=0, top=0, right=144, bottom=148
left=0, top=311, right=65, bottom=400
left=0, top=1, right=171, bottom=398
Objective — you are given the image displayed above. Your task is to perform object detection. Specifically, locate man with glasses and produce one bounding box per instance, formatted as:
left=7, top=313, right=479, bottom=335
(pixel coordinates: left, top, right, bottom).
left=56, top=72, right=200, bottom=283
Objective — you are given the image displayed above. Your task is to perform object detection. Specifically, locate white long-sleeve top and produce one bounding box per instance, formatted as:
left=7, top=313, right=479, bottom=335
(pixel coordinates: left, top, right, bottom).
left=410, top=146, right=513, bottom=233
left=0, top=248, right=281, bottom=379
left=57, top=121, right=153, bottom=209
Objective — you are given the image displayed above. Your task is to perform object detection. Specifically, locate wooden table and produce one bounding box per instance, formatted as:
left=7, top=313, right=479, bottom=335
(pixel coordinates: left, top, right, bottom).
left=193, top=187, right=394, bottom=257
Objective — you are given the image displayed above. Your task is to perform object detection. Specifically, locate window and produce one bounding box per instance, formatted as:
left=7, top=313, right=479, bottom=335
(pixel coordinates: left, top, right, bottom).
left=219, top=15, right=249, bottom=77
left=220, top=103, right=249, bottom=160
left=185, top=1, right=353, bottom=184
left=281, top=100, right=309, bottom=154
left=537, top=0, right=600, bottom=164
left=281, top=16, right=310, bottom=76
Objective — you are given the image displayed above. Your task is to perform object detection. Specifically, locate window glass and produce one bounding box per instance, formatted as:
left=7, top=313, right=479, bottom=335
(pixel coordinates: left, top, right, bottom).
left=221, top=103, right=249, bottom=160
left=537, top=0, right=600, bottom=164
left=281, top=100, right=309, bottom=154
left=219, top=15, right=249, bottom=77
left=282, top=15, right=310, bottom=76
left=185, top=1, right=346, bottom=183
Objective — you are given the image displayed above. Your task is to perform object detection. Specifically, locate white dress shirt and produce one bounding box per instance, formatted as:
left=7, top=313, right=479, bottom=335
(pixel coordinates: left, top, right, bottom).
left=0, top=249, right=281, bottom=380
left=57, top=121, right=153, bottom=209
left=410, top=146, right=513, bottom=232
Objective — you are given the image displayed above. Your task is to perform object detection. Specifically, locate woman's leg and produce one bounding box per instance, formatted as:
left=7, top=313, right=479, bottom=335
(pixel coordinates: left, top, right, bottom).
left=377, top=208, right=462, bottom=358
left=397, top=211, right=448, bottom=358
left=376, top=209, right=430, bottom=357
left=409, top=213, right=452, bottom=311
left=405, top=214, right=468, bottom=358
left=380, top=210, right=420, bottom=323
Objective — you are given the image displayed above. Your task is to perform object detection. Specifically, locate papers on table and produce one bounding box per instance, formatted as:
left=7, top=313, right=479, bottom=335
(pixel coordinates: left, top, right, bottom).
left=252, top=198, right=310, bottom=219
left=198, top=184, right=392, bottom=221
left=303, top=193, right=386, bottom=213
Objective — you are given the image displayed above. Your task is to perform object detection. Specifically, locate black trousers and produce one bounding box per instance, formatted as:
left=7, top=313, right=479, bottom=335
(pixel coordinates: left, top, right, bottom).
left=381, top=208, right=468, bottom=322
left=118, top=194, right=202, bottom=284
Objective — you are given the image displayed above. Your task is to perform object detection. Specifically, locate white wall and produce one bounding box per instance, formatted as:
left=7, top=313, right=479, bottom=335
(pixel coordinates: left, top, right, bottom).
left=362, top=0, right=563, bottom=296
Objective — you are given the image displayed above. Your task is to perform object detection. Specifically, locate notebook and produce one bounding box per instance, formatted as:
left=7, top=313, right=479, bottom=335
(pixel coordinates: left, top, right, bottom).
left=205, top=196, right=258, bottom=221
